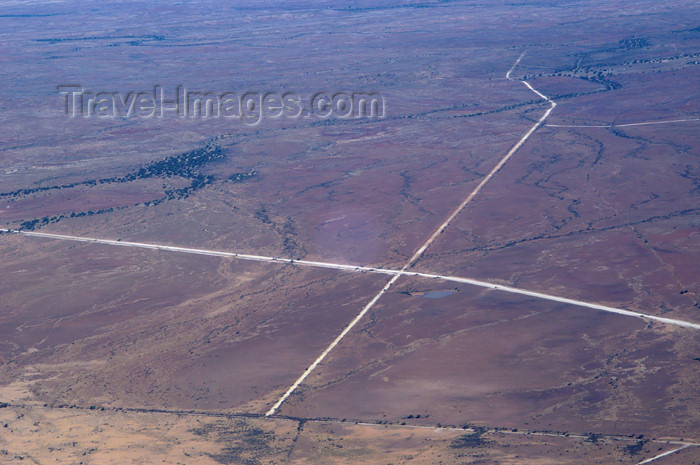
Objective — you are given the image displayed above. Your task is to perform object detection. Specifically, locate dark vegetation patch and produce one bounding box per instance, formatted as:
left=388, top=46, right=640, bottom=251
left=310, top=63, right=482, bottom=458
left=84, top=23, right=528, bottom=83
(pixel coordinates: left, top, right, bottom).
left=119, top=142, right=224, bottom=181
left=34, top=34, right=165, bottom=44
left=581, top=73, right=622, bottom=90
left=9, top=141, right=257, bottom=231
left=229, top=169, right=257, bottom=183
left=252, top=206, right=305, bottom=258
left=191, top=420, right=281, bottom=465
left=2, top=141, right=226, bottom=200
left=619, top=37, right=650, bottom=50
left=623, top=439, right=649, bottom=456
left=0, top=13, right=64, bottom=18
left=19, top=206, right=124, bottom=231
left=450, top=427, right=490, bottom=449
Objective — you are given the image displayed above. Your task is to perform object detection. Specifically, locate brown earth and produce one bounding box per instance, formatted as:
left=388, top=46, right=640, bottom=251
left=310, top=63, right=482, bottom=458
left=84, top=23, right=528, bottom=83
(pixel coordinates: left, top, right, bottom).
left=1, top=0, right=699, bottom=463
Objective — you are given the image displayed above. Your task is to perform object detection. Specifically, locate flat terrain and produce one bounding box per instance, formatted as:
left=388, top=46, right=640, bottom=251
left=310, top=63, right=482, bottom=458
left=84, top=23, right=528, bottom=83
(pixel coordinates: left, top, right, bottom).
left=1, top=404, right=691, bottom=465
left=1, top=0, right=699, bottom=463
left=415, top=69, right=700, bottom=322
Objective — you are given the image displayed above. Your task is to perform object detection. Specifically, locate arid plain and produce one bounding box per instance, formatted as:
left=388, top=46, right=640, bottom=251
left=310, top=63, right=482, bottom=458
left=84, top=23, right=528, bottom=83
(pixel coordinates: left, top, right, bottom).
left=1, top=0, right=699, bottom=464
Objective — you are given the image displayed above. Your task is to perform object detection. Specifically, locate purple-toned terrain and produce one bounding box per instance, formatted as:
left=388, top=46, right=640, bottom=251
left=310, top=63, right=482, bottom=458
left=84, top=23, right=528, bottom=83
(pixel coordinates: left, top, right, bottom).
left=1, top=1, right=698, bottom=463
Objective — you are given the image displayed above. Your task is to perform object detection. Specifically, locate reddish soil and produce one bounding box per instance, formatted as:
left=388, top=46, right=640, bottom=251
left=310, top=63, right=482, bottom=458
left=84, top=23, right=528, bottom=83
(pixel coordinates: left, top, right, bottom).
left=281, top=276, right=700, bottom=439
left=1, top=0, right=699, bottom=462
left=0, top=236, right=388, bottom=411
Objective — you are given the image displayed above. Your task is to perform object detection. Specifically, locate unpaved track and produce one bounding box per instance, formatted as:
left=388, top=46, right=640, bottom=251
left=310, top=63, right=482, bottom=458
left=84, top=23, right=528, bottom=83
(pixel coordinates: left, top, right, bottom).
left=636, top=444, right=695, bottom=465
left=3, top=54, right=698, bottom=422
left=2, top=228, right=698, bottom=330
left=265, top=54, right=563, bottom=415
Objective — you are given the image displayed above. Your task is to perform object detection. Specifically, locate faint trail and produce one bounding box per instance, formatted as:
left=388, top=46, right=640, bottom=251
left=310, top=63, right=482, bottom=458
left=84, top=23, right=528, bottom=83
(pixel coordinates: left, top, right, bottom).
left=547, top=124, right=612, bottom=128
left=636, top=444, right=694, bottom=464
left=617, top=118, right=699, bottom=127
left=547, top=117, right=700, bottom=129
left=505, top=50, right=526, bottom=80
